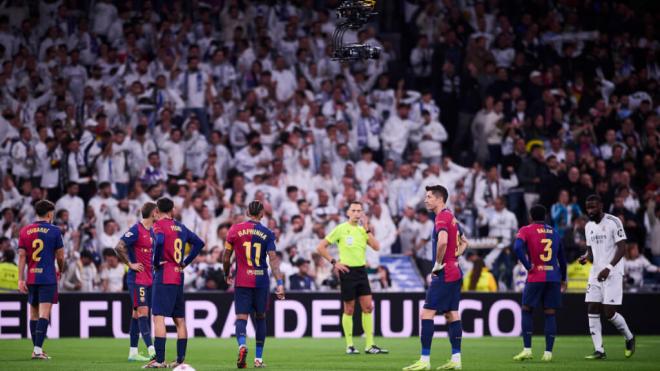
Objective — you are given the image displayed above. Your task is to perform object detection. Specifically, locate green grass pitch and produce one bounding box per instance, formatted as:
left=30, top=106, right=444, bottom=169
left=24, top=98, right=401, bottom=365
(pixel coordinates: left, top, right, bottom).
left=1, top=336, right=658, bottom=370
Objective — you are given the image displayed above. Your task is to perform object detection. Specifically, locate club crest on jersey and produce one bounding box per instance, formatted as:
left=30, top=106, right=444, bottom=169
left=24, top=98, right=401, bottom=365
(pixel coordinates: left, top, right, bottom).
left=124, top=232, right=133, bottom=238
left=346, top=236, right=354, bottom=245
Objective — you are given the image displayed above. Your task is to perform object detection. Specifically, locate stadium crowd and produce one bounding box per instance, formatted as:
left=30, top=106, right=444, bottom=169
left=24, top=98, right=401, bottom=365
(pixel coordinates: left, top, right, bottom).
left=0, top=0, right=658, bottom=293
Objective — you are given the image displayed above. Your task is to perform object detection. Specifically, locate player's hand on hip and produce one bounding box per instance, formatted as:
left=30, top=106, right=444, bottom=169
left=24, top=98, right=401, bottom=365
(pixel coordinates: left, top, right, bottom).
left=432, top=261, right=445, bottom=275
left=18, top=280, right=27, bottom=293
left=129, top=262, right=144, bottom=272
left=276, top=285, right=285, bottom=300
left=334, top=262, right=350, bottom=274
left=597, top=268, right=610, bottom=282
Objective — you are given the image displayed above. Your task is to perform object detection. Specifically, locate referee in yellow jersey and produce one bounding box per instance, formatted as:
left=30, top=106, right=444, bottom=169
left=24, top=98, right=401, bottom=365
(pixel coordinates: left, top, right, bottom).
left=316, top=201, right=389, bottom=355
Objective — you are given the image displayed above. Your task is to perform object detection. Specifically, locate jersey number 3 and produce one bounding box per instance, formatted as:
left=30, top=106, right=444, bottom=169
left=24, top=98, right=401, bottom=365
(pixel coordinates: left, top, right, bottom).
left=540, top=238, right=553, bottom=262
left=243, top=242, right=262, bottom=267
left=32, top=239, right=44, bottom=262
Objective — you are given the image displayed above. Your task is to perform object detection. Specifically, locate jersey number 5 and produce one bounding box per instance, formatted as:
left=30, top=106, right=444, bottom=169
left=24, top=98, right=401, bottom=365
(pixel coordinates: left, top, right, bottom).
left=174, top=238, right=183, bottom=263
left=243, top=242, right=262, bottom=267
left=32, top=239, right=44, bottom=262
left=540, top=238, right=553, bottom=262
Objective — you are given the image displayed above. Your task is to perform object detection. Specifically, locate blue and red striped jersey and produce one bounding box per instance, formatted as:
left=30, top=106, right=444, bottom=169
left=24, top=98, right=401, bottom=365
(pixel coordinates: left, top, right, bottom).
left=121, top=222, right=154, bottom=286
left=515, top=223, right=567, bottom=283
left=153, top=218, right=204, bottom=285
left=18, top=221, right=63, bottom=285
left=226, top=220, right=276, bottom=288
left=431, top=209, right=463, bottom=282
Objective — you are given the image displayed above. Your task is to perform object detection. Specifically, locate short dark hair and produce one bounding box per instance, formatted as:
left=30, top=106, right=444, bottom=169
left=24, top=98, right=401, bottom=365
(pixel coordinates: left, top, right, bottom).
left=102, top=248, right=117, bottom=258
left=157, top=198, right=174, bottom=213
left=80, top=249, right=94, bottom=260
left=141, top=202, right=158, bottom=219
left=530, top=204, right=547, bottom=222
left=34, top=200, right=55, bottom=217
left=425, top=185, right=448, bottom=202
left=586, top=194, right=602, bottom=204
left=348, top=201, right=362, bottom=209
left=248, top=200, right=264, bottom=217
left=3, top=248, right=15, bottom=262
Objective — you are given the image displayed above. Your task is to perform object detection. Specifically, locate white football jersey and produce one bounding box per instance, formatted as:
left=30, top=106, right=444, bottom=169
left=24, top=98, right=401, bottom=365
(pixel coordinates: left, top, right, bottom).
left=586, top=213, right=627, bottom=276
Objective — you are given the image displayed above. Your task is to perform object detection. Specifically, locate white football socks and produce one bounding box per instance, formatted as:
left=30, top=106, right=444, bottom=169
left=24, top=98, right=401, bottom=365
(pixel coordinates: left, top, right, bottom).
left=588, top=314, right=604, bottom=352
left=609, top=313, right=633, bottom=341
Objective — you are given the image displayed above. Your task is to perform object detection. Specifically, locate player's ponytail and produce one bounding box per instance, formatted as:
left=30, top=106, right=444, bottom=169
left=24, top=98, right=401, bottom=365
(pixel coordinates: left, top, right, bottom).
left=248, top=200, right=264, bottom=217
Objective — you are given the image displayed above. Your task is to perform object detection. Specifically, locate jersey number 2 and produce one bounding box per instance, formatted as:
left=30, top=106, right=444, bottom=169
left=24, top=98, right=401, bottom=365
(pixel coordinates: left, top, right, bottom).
left=243, top=242, right=262, bottom=267
left=32, top=239, right=44, bottom=262
left=540, top=239, right=553, bottom=262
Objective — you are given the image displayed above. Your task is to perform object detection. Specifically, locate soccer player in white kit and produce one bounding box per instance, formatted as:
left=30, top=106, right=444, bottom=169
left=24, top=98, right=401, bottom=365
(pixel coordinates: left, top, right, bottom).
left=579, top=195, right=635, bottom=359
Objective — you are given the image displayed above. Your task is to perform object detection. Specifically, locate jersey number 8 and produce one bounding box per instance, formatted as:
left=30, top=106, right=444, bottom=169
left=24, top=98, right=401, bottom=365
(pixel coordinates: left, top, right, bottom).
left=540, top=238, right=553, bottom=262
left=32, top=239, right=44, bottom=262
left=174, top=238, right=183, bottom=263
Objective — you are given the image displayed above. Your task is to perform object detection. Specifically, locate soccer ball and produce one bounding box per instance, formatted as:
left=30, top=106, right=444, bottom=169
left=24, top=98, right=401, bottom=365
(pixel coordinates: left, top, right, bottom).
left=173, top=364, right=196, bottom=371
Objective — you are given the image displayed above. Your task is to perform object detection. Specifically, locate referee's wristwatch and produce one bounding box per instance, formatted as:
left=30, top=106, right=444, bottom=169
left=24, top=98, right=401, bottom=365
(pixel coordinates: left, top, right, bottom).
left=330, top=259, right=337, bottom=266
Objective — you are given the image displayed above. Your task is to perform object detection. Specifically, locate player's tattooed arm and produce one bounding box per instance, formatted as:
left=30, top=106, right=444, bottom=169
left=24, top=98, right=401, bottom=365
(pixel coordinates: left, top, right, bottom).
left=17, top=248, right=27, bottom=293
left=267, top=250, right=284, bottom=281
left=114, top=240, right=143, bottom=272
left=268, top=250, right=286, bottom=300
left=222, top=242, right=234, bottom=279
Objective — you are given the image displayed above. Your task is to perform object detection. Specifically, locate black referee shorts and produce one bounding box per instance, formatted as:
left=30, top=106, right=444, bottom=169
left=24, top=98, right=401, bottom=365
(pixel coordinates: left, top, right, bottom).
left=339, top=266, right=372, bottom=302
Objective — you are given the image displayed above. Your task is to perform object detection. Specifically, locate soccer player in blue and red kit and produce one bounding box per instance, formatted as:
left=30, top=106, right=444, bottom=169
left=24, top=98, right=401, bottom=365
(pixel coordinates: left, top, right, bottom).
left=115, top=202, right=158, bottom=362
left=512, top=204, right=567, bottom=362
left=17, top=200, right=64, bottom=360
left=404, top=185, right=469, bottom=371
left=223, top=200, right=285, bottom=369
left=143, top=198, right=205, bottom=369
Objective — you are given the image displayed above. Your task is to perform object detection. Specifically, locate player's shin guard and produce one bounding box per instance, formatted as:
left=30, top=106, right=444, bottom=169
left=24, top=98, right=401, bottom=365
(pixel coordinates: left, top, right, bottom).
left=236, top=319, right=247, bottom=348
left=29, top=320, right=37, bottom=346
left=176, top=338, right=187, bottom=363
left=362, top=312, right=374, bottom=349
left=588, top=314, right=604, bottom=352
left=129, top=317, right=140, bottom=349
left=448, top=320, right=462, bottom=356
left=34, top=318, right=49, bottom=352
left=420, top=319, right=434, bottom=361
left=342, top=314, right=354, bottom=347
left=138, top=316, right=153, bottom=347
left=522, top=310, right=533, bottom=349
left=608, top=313, right=633, bottom=341
left=154, top=337, right=166, bottom=363
left=544, top=314, right=556, bottom=352
left=255, top=317, right=266, bottom=360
